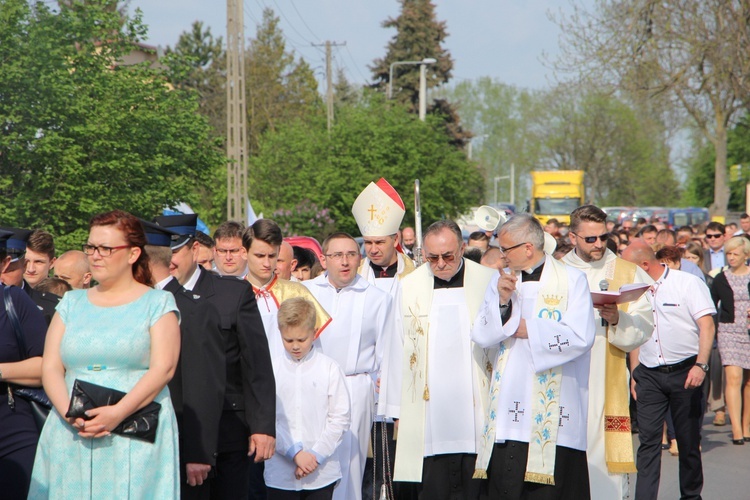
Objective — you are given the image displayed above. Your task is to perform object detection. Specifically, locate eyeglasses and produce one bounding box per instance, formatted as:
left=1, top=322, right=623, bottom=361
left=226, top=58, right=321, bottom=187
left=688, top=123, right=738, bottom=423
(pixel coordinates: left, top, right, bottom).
left=705, top=233, right=723, bottom=239
left=325, top=251, right=359, bottom=261
left=572, top=232, right=609, bottom=244
left=215, top=248, right=243, bottom=255
left=425, top=251, right=460, bottom=264
left=499, top=242, right=528, bottom=254
left=82, top=244, right=131, bottom=257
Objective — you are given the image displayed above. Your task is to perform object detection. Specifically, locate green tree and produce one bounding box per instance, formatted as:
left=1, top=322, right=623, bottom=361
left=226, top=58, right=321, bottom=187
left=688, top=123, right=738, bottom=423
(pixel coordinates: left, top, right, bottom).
left=684, top=116, right=750, bottom=211
left=537, top=86, right=679, bottom=206
left=0, top=0, right=223, bottom=250
left=245, top=8, right=321, bottom=152
left=370, top=0, right=452, bottom=109
left=437, top=78, right=545, bottom=204
left=249, top=93, right=483, bottom=236
left=165, top=21, right=226, bottom=137
left=554, top=0, right=750, bottom=216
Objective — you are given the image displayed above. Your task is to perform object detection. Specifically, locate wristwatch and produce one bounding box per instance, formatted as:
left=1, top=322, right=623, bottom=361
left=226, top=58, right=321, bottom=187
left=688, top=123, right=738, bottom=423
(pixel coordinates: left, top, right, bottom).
left=696, top=363, right=709, bottom=373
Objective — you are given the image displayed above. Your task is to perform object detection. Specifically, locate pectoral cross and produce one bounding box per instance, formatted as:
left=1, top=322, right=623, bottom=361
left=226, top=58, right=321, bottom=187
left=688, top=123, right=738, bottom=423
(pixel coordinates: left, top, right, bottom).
left=548, top=335, right=570, bottom=352
left=559, top=407, right=570, bottom=427
left=508, top=401, right=525, bottom=422
left=368, top=204, right=377, bottom=221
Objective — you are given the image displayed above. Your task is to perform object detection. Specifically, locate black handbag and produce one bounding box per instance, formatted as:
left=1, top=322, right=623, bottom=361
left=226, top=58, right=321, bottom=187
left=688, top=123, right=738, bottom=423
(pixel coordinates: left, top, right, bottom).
left=3, top=286, right=51, bottom=430
left=65, top=379, right=161, bottom=443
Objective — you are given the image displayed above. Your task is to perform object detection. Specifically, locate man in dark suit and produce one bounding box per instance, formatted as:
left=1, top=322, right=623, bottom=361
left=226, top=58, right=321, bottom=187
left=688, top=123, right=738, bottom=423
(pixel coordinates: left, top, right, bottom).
left=155, top=214, right=275, bottom=499
left=142, top=220, right=227, bottom=499
left=703, top=221, right=728, bottom=274
left=0, top=227, right=60, bottom=324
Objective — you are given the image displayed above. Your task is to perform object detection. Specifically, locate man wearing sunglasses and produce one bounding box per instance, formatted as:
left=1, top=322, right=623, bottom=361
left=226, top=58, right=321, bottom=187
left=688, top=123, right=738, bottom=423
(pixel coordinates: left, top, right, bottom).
left=379, top=219, right=496, bottom=499
left=702, top=221, right=727, bottom=274
left=561, top=205, right=654, bottom=500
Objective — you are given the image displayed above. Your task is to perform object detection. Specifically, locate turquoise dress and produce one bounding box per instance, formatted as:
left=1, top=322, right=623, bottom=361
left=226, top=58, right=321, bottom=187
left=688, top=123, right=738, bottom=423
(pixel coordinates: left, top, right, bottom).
left=29, top=288, right=180, bottom=499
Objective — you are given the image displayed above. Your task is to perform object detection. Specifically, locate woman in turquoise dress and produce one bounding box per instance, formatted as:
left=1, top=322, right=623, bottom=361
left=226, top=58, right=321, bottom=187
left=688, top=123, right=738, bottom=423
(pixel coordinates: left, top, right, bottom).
left=29, top=210, right=181, bottom=498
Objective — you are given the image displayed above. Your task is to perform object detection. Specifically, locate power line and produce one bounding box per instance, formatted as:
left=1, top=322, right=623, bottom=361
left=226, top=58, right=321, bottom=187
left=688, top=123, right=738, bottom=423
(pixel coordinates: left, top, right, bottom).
left=343, top=44, right=369, bottom=84
left=268, top=0, right=317, bottom=45
left=289, top=0, right=321, bottom=41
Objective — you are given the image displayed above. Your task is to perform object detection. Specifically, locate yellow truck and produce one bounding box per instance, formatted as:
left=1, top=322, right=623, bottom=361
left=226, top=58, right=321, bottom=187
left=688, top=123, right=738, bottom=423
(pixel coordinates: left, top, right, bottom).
left=530, top=170, right=585, bottom=225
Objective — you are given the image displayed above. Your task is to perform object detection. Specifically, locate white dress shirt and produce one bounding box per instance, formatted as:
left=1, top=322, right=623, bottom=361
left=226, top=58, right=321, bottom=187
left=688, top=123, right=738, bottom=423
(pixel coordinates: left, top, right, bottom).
left=638, top=266, right=716, bottom=367
left=264, top=347, right=351, bottom=491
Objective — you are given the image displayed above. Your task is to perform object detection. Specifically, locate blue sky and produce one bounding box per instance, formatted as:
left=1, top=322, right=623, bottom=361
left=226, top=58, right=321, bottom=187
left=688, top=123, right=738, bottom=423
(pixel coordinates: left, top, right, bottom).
left=128, top=0, right=587, bottom=91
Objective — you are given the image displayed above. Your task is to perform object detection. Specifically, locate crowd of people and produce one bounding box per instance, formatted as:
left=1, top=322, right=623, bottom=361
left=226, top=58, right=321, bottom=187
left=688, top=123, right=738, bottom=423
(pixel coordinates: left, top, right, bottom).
left=1, top=185, right=747, bottom=500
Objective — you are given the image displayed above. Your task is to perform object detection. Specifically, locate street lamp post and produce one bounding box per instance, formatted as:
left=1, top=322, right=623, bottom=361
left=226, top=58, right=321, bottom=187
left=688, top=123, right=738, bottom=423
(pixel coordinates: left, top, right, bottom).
left=388, top=58, right=437, bottom=121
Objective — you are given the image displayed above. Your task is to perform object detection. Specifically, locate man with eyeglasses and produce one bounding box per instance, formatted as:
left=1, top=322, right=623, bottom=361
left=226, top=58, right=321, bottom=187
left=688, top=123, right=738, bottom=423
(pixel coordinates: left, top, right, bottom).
left=155, top=213, right=276, bottom=500
left=213, top=221, right=248, bottom=278
left=379, top=219, right=496, bottom=499
left=351, top=178, right=414, bottom=500
left=561, top=205, right=654, bottom=500
left=471, top=214, right=595, bottom=498
left=302, top=232, right=394, bottom=500
left=702, top=221, right=728, bottom=275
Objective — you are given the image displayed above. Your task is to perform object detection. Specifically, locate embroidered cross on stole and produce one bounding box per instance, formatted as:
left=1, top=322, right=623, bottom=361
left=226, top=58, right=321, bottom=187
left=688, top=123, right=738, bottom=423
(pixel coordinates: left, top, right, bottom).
left=474, top=257, right=569, bottom=485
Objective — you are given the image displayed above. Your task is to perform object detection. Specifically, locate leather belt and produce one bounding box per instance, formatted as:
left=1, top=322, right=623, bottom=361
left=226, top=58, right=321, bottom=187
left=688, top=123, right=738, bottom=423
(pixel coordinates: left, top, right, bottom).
left=644, top=355, right=697, bottom=374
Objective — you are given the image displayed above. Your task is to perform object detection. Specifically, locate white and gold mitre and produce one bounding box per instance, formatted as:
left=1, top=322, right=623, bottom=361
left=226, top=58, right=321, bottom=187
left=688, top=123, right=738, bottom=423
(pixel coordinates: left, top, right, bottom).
left=352, top=178, right=405, bottom=237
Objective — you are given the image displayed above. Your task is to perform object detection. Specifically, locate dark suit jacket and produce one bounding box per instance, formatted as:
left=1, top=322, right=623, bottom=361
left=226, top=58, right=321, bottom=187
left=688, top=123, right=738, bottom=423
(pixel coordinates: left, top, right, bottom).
left=164, top=278, right=226, bottom=466
left=703, top=249, right=727, bottom=274
left=23, top=281, right=60, bottom=325
left=191, top=268, right=275, bottom=453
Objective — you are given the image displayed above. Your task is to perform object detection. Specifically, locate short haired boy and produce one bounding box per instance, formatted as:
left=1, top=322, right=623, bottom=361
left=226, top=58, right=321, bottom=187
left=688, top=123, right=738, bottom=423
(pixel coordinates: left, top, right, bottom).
left=265, top=298, right=351, bottom=500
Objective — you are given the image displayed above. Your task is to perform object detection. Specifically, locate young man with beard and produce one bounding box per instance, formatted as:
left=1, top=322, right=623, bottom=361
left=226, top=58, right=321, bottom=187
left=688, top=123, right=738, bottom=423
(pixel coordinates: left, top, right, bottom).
left=560, top=205, right=654, bottom=499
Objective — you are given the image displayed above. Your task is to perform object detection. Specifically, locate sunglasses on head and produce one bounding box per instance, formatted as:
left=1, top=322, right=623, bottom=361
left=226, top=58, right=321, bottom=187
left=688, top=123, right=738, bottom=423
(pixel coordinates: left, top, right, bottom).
left=572, top=232, right=609, bottom=244
left=705, top=233, right=723, bottom=239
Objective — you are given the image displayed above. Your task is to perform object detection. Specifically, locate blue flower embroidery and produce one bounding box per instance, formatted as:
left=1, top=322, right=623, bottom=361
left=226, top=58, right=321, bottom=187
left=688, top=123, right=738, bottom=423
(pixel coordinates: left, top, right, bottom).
left=494, top=371, right=501, bottom=381
left=535, top=413, right=543, bottom=424
left=537, top=373, right=548, bottom=384
left=546, top=388, right=555, bottom=400
left=490, top=410, right=496, bottom=420
left=542, top=428, right=551, bottom=440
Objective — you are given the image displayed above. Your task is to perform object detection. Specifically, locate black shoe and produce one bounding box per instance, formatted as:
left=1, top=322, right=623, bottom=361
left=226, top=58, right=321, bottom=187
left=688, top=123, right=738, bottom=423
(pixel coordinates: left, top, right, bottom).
left=732, top=438, right=745, bottom=445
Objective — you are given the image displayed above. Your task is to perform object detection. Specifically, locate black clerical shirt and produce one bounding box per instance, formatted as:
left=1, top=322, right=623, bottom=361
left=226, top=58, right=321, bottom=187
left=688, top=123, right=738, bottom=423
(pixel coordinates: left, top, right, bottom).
left=370, top=259, right=398, bottom=278
left=433, top=260, right=465, bottom=289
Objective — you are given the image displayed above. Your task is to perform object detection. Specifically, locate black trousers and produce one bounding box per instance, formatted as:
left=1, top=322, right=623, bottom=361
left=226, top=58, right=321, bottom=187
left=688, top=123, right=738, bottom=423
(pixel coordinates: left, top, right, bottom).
left=420, top=453, right=484, bottom=500
left=267, top=482, right=335, bottom=500
left=0, top=443, right=36, bottom=500
left=633, top=363, right=704, bottom=500
left=484, top=441, right=589, bottom=500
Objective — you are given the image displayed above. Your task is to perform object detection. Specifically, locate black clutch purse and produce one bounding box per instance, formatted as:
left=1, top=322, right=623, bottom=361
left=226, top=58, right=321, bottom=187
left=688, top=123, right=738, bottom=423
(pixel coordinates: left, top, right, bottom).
left=65, top=379, right=161, bottom=443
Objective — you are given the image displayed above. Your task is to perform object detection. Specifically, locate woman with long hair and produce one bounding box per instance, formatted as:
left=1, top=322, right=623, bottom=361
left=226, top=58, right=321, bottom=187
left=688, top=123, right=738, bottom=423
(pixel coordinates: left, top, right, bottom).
left=30, top=210, right=181, bottom=497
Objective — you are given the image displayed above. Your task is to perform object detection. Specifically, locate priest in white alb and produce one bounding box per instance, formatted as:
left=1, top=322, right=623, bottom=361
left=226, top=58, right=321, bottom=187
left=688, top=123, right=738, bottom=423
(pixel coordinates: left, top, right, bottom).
left=302, top=232, right=395, bottom=500
left=352, top=178, right=414, bottom=499
left=561, top=205, right=654, bottom=499
left=378, top=219, right=496, bottom=499
left=471, top=214, right=596, bottom=498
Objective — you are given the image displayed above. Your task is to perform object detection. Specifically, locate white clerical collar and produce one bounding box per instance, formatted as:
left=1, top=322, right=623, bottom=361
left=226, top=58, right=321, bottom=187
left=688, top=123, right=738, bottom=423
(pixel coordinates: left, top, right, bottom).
left=182, top=265, right=202, bottom=291
left=155, top=275, right=173, bottom=290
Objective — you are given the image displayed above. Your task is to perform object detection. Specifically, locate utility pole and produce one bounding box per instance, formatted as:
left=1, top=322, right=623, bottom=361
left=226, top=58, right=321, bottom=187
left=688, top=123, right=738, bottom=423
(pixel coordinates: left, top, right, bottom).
left=226, top=0, right=247, bottom=222
left=313, top=41, right=345, bottom=133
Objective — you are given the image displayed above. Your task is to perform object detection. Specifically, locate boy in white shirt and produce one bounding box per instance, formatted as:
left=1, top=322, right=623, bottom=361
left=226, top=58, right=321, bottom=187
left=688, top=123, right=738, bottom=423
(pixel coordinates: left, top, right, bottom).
left=264, top=297, right=351, bottom=499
